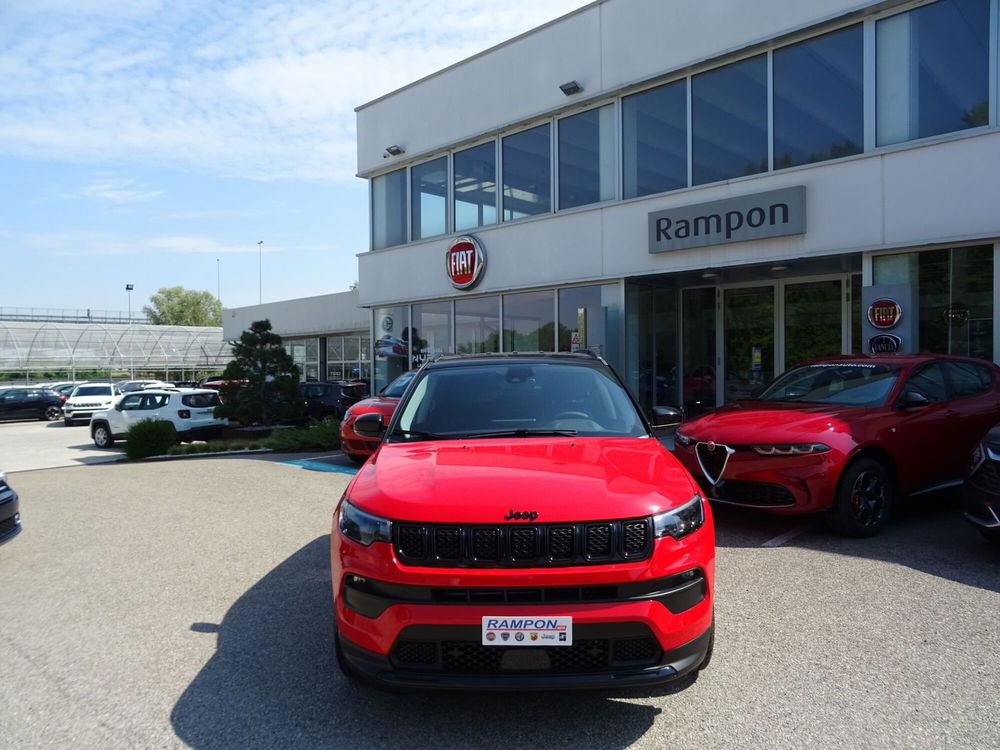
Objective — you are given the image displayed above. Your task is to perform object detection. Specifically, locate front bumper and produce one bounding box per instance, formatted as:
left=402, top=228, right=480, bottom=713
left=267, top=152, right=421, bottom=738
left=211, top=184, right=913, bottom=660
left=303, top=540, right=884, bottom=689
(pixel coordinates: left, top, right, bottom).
left=963, top=471, right=1000, bottom=533
left=338, top=621, right=712, bottom=691
left=0, top=489, right=21, bottom=545
left=674, top=443, right=841, bottom=514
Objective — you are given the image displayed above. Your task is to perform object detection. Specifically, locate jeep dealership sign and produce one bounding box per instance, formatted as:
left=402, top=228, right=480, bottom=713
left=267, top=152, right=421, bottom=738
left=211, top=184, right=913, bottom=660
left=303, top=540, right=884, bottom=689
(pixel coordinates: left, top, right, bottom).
left=648, top=186, right=806, bottom=253
left=446, top=235, right=486, bottom=290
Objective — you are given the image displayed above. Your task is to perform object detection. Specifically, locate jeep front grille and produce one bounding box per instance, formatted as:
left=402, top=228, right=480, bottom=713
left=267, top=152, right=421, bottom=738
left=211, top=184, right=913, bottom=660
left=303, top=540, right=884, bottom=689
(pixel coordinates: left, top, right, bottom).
left=393, top=517, right=652, bottom=567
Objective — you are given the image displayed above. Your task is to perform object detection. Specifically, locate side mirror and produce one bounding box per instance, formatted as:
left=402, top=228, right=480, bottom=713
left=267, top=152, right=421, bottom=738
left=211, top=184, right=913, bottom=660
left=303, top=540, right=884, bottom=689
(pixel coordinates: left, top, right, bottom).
left=650, top=405, right=684, bottom=430
left=353, top=412, right=385, bottom=438
left=115, top=402, right=124, bottom=411
left=897, top=390, right=931, bottom=410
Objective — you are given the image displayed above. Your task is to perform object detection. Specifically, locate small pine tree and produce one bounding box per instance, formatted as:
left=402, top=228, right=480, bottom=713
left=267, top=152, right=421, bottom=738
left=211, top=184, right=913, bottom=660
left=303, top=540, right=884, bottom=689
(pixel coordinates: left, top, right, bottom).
left=214, top=320, right=304, bottom=426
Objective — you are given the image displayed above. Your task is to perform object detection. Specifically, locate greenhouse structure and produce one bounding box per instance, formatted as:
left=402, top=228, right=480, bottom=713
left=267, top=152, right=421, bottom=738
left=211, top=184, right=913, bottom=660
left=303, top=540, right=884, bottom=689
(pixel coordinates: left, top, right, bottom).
left=0, top=320, right=232, bottom=381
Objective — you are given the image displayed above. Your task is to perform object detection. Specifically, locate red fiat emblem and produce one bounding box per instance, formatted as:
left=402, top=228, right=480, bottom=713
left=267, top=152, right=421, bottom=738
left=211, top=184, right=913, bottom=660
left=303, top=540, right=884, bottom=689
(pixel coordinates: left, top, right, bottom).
left=868, top=299, right=902, bottom=330
left=446, top=236, right=486, bottom=290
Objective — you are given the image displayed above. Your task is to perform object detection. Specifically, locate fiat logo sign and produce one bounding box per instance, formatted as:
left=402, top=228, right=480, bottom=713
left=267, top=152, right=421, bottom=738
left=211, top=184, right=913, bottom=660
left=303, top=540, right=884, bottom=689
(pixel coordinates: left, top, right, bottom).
left=868, top=298, right=902, bottom=330
left=446, top=236, right=486, bottom=290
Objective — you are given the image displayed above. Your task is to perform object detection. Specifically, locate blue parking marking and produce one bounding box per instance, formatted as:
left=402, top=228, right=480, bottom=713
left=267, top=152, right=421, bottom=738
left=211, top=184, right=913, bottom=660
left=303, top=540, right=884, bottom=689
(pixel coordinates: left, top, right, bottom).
left=280, top=458, right=359, bottom=475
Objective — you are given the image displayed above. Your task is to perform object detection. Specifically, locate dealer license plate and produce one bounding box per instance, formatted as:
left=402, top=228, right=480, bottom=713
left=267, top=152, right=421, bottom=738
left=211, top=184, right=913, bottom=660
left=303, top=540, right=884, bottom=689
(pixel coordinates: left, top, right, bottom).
left=481, top=615, right=573, bottom=646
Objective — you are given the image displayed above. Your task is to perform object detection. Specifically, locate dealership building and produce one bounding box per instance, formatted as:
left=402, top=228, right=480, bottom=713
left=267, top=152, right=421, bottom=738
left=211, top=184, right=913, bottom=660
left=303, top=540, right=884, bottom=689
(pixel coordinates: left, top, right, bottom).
left=237, top=0, right=1000, bottom=414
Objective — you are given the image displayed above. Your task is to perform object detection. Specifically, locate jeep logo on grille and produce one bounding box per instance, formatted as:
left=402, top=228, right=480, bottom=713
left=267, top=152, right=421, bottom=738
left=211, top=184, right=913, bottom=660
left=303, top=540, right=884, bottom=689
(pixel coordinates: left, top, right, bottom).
left=504, top=509, right=539, bottom=520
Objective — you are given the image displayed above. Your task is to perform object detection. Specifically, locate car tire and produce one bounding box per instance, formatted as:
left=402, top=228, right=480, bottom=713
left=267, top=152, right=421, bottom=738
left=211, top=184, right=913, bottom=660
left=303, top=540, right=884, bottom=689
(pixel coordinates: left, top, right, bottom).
left=697, top=625, right=714, bottom=672
left=830, top=457, right=893, bottom=537
left=92, top=423, right=114, bottom=448
left=346, top=453, right=368, bottom=466
left=42, top=405, right=63, bottom=421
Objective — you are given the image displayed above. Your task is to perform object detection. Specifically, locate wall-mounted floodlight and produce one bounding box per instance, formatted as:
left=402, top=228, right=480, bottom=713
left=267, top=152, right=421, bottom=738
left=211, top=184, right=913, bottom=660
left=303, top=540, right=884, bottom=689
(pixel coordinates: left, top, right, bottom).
left=384, top=144, right=404, bottom=157
left=125, top=283, right=134, bottom=291
left=559, top=80, right=583, bottom=96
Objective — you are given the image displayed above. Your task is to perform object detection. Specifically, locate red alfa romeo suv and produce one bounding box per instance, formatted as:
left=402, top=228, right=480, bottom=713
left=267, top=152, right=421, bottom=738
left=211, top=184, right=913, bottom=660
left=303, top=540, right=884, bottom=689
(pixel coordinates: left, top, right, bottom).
left=673, top=354, right=1000, bottom=537
left=331, top=352, right=715, bottom=690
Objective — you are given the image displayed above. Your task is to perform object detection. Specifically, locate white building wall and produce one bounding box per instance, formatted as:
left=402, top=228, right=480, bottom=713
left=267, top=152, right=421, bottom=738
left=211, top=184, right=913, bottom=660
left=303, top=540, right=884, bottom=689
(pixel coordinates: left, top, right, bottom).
left=358, top=131, right=1000, bottom=308
left=223, top=291, right=367, bottom=340
left=356, top=0, right=881, bottom=176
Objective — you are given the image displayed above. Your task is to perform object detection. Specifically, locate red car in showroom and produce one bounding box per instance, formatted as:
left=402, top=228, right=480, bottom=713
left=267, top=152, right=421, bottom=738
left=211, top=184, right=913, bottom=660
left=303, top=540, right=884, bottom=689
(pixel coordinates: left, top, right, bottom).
left=339, top=370, right=416, bottom=465
left=331, top=352, right=714, bottom=690
left=673, top=354, right=1000, bottom=537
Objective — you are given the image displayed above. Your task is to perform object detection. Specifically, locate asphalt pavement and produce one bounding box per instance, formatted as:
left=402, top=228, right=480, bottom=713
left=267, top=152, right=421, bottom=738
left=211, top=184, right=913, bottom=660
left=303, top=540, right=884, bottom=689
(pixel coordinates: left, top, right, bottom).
left=1, top=449, right=998, bottom=749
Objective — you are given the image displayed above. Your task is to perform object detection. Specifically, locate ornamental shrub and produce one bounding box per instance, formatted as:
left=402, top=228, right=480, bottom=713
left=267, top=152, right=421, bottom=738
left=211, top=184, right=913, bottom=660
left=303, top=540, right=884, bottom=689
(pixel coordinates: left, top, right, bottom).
left=125, top=420, right=178, bottom=459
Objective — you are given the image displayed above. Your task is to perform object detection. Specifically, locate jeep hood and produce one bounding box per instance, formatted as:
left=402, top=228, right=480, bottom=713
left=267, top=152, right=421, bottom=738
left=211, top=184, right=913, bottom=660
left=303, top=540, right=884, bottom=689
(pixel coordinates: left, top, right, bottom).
left=347, top=437, right=699, bottom=523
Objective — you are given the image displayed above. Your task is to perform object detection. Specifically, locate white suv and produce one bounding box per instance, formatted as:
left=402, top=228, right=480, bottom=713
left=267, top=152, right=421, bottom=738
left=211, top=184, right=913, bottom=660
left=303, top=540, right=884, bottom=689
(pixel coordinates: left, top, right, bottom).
left=89, top=389, right=228, bottom=448
left=64, top=383, right=121, bottom=426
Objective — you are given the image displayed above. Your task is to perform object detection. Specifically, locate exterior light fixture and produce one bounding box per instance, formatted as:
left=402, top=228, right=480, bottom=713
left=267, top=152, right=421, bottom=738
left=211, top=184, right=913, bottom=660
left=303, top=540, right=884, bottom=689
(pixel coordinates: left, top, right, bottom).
left=384, top=145, right=404, bottom=157
left=770, top=264, right=790, bottom=273
left=559, top=80, right=583, bottom=96
left=125, top=283, right=134, bottom=291
left=701, top=271, right=719, bottom=280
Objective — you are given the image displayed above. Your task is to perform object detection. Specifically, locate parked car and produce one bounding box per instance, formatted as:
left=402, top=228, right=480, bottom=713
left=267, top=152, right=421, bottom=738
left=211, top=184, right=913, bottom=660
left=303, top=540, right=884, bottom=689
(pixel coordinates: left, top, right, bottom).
left=51, top=382, right=84, bottom=398
left=332, top=351, right=711, bottom=690
left=673, top=354, right=1000, bottom=537
left=339, top=370, right=417, bottom=464
left=300, top=381, right=368, bottom=422
left=118, top=379, right=170, bottom=393
left=89, top=388, right=228, bottom=448
left=963, top=424, right=1000, bottom=543
left=63, top=383, right=122, bottom=426
left=0, top=471, right=21, bottom=545
left=0, top=387, right=65, bottom=422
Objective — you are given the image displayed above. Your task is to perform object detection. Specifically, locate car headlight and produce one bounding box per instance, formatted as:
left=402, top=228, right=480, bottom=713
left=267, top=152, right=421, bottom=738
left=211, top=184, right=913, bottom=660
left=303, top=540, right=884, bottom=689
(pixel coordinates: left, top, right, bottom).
left=343, top=408, right=353, bottom=420
left=338, top=500, right=391, bottom=546
left=653, top=493, right=705, bottom=540
left=970, top=442, right=986, bottom=474
left=751, top=443, right=831, bottom=456
left=674, top=430, right=692, bottom=447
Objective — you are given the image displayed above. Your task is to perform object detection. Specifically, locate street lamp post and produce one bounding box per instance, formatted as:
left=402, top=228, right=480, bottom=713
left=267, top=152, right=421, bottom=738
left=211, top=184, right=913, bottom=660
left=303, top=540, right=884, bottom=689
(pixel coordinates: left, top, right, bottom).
left=257, top=240, right=263, bottom=304
left=125, top=283, right=134, bottom=378
left=216, top=258, right=221, bottom=303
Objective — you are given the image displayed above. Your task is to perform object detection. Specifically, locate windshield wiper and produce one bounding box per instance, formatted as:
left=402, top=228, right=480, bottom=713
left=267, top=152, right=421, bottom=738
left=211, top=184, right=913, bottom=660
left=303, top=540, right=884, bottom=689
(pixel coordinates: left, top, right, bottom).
left=462, top=429, right=578, bottom=438
left=393, top=429, right=449, bottom=440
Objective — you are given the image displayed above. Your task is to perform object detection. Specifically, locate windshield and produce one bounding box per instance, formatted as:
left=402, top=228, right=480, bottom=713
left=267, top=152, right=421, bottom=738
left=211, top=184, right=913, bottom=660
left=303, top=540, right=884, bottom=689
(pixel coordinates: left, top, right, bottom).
left=758, top=363, right=901, bottom=407
left=73, top=385, right=112, bottom=397
left=382, top=371, right=416, bottom=398
left=390, top=362, right=647, bottom=440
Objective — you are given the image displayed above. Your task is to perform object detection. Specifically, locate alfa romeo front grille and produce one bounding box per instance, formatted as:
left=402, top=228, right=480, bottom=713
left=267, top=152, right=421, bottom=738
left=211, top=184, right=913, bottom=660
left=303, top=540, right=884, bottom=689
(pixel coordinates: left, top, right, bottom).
left=393, top=517, right=652, bottom=567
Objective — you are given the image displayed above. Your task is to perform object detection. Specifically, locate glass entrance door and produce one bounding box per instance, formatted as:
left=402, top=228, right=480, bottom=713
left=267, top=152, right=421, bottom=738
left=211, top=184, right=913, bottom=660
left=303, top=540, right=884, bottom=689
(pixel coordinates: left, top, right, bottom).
left=783, top=279, right=844, bottom=367
left=723, top=286, right=774, bottom=402
left=681, top=288, right=718, bottom=416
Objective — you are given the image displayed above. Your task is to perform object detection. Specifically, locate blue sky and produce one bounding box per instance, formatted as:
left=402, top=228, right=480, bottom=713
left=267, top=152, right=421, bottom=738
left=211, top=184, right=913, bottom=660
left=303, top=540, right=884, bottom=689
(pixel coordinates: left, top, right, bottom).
left=0, top=0, right=585, bottom=313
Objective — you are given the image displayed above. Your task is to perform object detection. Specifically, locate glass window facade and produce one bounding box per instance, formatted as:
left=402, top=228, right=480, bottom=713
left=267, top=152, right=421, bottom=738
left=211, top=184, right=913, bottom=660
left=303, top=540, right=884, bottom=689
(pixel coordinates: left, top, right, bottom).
left=411, top=157, right=447, bottom=240
left=774, top=25, right=863, bottom=168
left=873, top=245, right=994, bottom=360
left=369, top=1, right=996, bottom=249
left=410, top=301, right=452, bottom=369
left=558, top=104, right=616, bottom=210
left=327, top=334, right=370, bottom=383
left=503, top=290, right=555, bottom=351
left=877, top=0, right=990, bottom=146
left=374, top=305, right=409, bottom=392
left=622, top=79, right=687, bottom=198
left=558, top=284, right=619, bottom=359
left=288, top=337, right=320, bottom=382
left=692, top=55, right=768, bottom=185
left=372, top=169, right=406, bottom=250
left=502, top=124, right=551, bottom=221
left=455, top=296, right=500, bottom=354
left=454, top=142, right=497, bottom=231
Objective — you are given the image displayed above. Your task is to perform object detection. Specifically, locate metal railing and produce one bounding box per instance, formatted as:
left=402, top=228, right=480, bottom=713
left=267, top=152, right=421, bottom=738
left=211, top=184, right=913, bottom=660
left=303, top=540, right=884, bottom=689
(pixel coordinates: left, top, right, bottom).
left=0, top=307, right=149, bottom=324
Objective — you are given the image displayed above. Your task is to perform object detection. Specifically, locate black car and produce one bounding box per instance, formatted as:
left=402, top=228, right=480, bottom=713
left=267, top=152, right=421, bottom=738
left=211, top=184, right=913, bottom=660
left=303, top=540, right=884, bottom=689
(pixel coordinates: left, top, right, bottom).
left=0, top=472, right=21, bottom=545
left=300, top=381, right=368, bottom=421
left=964, top=424, right=1000, bottom=543
left=0, top=387, right=65, bottom=422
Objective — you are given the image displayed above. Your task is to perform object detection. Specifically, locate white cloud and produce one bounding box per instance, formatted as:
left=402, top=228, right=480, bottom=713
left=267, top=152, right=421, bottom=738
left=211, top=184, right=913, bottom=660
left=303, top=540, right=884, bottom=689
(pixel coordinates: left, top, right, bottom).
left=78, top=177, right=164, bottom=203
left=0, top=0, right=587, bottom=182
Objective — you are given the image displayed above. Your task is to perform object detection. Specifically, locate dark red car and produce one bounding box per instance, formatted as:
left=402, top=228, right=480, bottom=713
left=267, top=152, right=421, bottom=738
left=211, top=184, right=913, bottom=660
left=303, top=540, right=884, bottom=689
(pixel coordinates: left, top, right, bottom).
left=673, top=354, right=1000, bottom=537
left=339, top=371, right=416, bottom=465
left=331, top=352, right=714, bottom=690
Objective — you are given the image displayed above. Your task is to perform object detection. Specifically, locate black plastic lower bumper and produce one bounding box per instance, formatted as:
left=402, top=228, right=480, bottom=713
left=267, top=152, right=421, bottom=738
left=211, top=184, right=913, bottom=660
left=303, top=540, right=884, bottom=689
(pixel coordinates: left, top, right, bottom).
left=338, top=623, right=712, bottom=691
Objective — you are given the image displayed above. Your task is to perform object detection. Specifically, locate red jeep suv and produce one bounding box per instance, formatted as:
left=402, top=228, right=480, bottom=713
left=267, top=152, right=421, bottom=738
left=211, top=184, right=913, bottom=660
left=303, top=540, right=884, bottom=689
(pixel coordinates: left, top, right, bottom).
left=331, top=352, right=714, bottom=690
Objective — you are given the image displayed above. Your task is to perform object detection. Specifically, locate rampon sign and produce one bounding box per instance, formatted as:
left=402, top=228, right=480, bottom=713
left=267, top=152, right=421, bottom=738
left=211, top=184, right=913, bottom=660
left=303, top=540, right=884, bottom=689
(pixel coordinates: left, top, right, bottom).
left=648, top=186, right=806, bottom=253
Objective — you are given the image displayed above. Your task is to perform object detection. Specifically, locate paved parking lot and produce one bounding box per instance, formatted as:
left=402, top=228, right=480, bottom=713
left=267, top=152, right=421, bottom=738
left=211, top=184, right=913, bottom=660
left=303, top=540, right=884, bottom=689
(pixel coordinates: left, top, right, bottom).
left=1, top=424, right=998, bottom=748
left=0, top=418, right=122, bottom=472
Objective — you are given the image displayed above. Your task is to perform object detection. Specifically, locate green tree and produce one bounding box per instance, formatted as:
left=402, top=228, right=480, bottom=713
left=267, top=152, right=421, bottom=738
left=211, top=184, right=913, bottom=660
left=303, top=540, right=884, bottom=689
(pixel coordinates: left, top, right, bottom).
left=143, top=286, right=222, bottom=326
left=214, top=319, right=304, bottom=426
